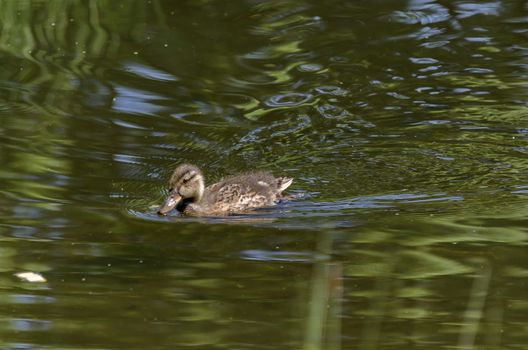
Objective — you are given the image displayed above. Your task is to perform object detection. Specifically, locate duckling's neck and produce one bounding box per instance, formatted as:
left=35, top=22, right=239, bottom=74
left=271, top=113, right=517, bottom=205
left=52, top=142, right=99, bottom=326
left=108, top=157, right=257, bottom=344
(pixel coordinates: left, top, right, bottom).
left=194, top=179, right=205, bottom=202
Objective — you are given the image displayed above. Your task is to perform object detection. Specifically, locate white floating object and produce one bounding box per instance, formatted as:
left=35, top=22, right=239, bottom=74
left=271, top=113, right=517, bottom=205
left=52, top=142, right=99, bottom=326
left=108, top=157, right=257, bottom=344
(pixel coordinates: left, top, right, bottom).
left=15, top=272, right=47, bottom=283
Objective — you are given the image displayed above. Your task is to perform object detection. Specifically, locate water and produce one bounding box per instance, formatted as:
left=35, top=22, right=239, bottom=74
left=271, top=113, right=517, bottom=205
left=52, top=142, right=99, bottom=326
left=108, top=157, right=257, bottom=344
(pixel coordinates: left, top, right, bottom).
left=0, top=0, right=527, bottom=349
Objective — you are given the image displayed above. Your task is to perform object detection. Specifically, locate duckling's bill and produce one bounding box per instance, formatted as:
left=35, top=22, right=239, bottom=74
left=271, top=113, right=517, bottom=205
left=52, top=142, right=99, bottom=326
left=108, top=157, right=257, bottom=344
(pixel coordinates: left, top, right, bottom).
left=158, top=191, right=182, bottom=215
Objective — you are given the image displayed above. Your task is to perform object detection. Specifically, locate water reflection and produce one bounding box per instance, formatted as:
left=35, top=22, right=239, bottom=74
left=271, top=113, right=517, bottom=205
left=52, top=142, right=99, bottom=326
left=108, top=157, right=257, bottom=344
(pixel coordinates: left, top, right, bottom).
left=10, top=319, right=52, bottom=332
left=0, top=0, right=527, bottom=349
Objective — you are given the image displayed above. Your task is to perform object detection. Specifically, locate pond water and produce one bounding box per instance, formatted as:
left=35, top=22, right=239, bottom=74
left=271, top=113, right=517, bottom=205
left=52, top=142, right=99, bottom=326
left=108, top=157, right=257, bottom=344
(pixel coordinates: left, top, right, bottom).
left=0, top=0, right=527, bottom=349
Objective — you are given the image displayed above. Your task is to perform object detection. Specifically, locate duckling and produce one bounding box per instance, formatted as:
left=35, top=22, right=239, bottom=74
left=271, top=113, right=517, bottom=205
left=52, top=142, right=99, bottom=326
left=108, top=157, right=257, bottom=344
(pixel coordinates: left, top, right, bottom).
left=157, top=164, right=293, bottom=216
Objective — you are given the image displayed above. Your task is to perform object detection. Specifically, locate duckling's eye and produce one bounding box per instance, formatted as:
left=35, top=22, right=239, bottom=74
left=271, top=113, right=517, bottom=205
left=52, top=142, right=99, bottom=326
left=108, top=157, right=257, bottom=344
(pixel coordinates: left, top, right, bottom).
left=182, top=178, right=188, bottom=184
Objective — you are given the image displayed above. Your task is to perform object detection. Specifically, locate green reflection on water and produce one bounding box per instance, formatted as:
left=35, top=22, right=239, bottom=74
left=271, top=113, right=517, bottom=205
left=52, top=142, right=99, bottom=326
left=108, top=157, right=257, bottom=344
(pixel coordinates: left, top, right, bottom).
left=0, top=0, right=527, bottom=349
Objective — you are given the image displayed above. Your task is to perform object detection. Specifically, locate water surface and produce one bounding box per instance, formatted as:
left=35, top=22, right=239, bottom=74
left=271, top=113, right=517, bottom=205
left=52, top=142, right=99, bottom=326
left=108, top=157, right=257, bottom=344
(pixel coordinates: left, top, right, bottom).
left=0, top=0, right=527, bottom=349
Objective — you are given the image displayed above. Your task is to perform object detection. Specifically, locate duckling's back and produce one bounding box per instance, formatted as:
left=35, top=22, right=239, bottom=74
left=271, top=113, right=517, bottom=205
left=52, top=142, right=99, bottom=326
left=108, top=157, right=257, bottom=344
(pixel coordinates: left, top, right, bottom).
left=203, top=171, right=293, bottom=213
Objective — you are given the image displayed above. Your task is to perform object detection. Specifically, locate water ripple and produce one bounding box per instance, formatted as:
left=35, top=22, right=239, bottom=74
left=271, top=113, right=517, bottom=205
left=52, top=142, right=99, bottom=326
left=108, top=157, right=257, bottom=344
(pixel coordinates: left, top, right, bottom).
left=313, top=85, right=348, bottom=96
left=410, top=57, right=440, bottom=65
left=240, top=250, right=324, bottom=263
left=297, top=63, right=323, bottom=72
left=316, top=104, right=350, bottom=119
left=457, top=2, right=501, bottom=18
left=264, top=92, right=313, bottom=107
left=124, top=61, right=178, bottom=82
left=391, top=6, right=451, bottom=25
left=112, top=86, right=167, bottom=116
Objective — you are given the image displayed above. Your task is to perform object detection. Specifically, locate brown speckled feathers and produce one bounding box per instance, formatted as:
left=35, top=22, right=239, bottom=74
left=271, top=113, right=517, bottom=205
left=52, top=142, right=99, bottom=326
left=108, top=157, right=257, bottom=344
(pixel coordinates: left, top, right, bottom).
left=203, top=172, right=292, bottom=213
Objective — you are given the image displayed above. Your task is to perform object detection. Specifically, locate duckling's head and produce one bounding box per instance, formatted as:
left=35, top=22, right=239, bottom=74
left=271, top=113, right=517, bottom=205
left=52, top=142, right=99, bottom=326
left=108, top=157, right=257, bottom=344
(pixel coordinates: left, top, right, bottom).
left=157, top=164, right=205, bottom=215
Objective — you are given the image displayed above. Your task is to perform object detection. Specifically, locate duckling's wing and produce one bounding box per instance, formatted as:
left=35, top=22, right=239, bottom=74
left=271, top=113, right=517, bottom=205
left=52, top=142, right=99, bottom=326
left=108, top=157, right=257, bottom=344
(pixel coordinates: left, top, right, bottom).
left=204, top=173, right=292, bottom=212
left=214, top=183, right=242, bottom=203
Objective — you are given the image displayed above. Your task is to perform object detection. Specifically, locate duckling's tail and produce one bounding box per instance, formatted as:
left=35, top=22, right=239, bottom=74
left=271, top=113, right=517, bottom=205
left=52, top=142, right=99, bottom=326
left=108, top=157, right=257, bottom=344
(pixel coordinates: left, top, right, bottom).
left=276, top=177, right=293, bottom=193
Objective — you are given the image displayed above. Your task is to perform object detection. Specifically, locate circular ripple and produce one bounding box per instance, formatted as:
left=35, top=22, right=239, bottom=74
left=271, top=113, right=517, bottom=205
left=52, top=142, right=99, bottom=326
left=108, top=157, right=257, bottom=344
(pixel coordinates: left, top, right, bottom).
left=264, top=92, right=313, bottom=107
left=298, top=63, right=323, bottom=72
left=314, top=85, right=348, bottom=96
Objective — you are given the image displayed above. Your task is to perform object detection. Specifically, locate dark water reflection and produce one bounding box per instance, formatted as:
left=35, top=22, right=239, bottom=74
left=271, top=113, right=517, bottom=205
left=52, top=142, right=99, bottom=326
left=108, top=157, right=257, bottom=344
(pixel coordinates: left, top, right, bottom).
left=0, top=0, right=527, bottom=349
